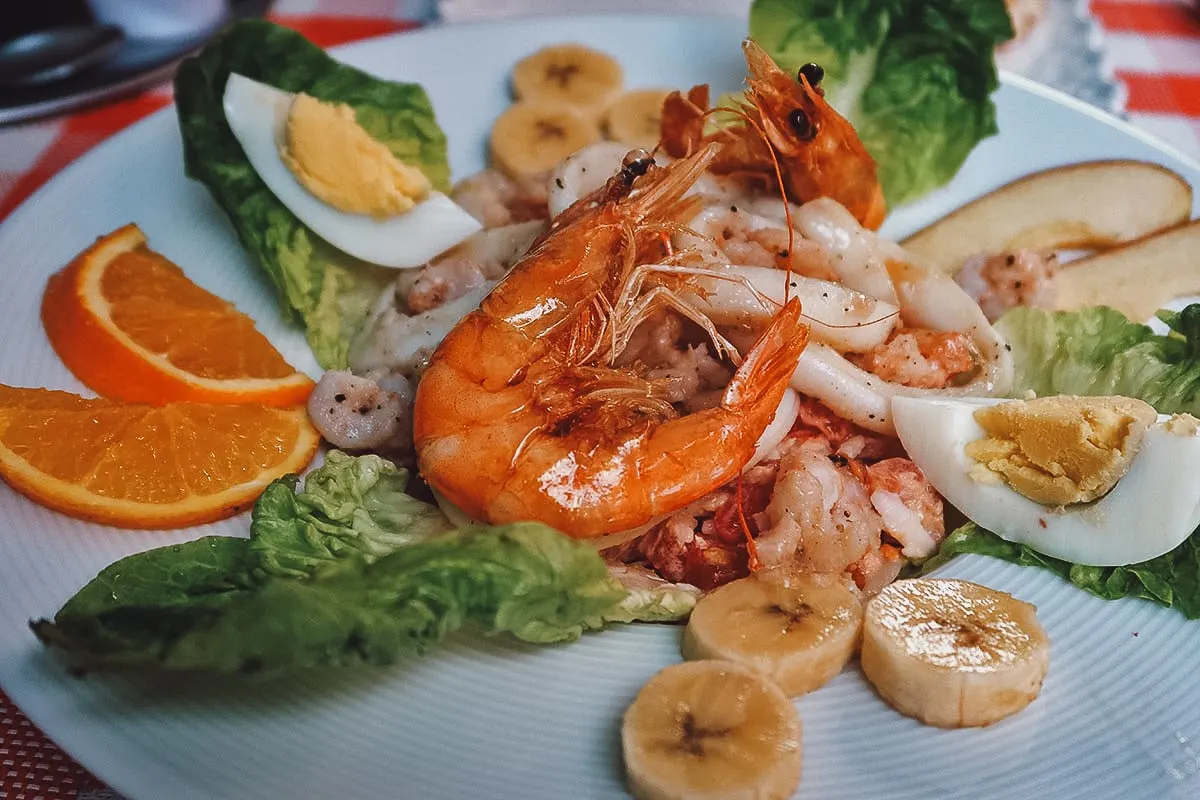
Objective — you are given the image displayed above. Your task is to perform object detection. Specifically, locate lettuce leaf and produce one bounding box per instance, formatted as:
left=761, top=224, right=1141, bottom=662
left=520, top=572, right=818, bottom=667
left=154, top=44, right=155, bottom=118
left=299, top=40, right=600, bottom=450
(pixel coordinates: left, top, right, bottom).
left=923, top=524, right=1200, bottom=619
left=32, top=453, right=688, bottom=674
left=600, top=583, right=700, bottom=625
left=174, top=20, right=449, bottom=368
left=997, top=304, right=1200, bottom=413
left=33, top=524, right=631, bottom=673
left=749, top=0, right=1013, bottom=206
left=249, top=451, right=451, bottom=580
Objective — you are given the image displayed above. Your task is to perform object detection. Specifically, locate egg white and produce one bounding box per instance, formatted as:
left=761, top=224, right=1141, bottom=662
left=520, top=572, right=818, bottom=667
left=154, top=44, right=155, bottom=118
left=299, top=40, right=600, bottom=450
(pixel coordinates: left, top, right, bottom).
left=893, top=396, right=1200, bottom=566
left=222, top=73, right=481, bottom=269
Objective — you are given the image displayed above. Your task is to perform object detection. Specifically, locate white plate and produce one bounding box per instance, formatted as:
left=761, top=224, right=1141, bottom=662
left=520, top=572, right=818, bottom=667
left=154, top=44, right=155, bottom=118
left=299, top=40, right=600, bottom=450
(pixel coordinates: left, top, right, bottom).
left=2, top=14, right=1200, bottom=800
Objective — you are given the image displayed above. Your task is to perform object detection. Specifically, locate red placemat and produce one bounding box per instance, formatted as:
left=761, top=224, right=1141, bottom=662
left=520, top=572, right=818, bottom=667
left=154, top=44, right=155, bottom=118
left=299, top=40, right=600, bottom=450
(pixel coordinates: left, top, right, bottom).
left=0, top=692, right=110, bottom=800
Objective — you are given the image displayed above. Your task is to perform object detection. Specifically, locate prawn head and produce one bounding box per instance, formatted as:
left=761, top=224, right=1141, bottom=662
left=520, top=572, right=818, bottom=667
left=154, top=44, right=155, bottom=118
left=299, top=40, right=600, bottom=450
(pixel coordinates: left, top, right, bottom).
left=658, top=39, right=887, bottom=230
left=741, top=39, right=886, bottom=230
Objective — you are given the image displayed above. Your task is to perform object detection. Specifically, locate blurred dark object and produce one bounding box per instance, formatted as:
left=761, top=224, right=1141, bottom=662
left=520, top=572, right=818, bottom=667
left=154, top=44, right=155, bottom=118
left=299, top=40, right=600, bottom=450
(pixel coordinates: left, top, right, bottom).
left=0, top=0, right=96, bottom=43
left=0, top=0, right=273, bottom=125
left=0, top=26, right=124, bottom=89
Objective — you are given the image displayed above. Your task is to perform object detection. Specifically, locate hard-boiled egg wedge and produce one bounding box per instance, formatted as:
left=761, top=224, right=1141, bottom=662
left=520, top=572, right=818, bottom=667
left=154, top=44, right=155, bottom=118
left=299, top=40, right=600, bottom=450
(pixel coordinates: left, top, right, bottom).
left=222, top=73, right=480, bottom=268
left=893, top=395, right=1200, bottom=566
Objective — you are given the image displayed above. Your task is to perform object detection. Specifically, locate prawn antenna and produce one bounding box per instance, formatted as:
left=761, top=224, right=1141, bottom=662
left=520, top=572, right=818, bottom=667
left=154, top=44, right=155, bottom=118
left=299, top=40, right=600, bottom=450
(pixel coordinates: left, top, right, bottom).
left=735, top=472, right=762, bottom=573
left=802, top=308, right=903, bottom=330
left=704, top=102, right=798, bottom=301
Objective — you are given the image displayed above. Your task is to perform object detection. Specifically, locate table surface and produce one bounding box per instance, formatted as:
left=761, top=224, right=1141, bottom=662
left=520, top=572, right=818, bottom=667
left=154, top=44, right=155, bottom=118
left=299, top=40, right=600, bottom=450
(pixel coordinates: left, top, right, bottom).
left=2, top=1, right=1198, bottom=798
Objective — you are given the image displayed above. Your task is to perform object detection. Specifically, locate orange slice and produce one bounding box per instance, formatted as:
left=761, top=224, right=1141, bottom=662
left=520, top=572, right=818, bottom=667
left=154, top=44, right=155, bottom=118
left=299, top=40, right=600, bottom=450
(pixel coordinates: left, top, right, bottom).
left=42, top=224, right=314, bottom=406
left=0, top=384, right=319, bottom=528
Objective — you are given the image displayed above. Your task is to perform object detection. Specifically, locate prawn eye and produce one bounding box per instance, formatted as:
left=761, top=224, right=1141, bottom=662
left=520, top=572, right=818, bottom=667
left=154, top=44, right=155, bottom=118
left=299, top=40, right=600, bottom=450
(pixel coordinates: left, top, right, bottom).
left=788, top=109, right=816, bottom=141
left=621, top=148, right=654, bottom=181
left=797, top=62, right=824, bottom=87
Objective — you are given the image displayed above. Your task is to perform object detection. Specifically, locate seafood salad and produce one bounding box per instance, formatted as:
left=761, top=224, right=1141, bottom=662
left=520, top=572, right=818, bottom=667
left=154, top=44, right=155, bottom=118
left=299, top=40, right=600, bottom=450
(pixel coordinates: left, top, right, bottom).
left=309, top=39, right=1013, bottom=600
left=16, top=10, right=1200, bottom=800
left=30, top=15, right=1200, bottom=688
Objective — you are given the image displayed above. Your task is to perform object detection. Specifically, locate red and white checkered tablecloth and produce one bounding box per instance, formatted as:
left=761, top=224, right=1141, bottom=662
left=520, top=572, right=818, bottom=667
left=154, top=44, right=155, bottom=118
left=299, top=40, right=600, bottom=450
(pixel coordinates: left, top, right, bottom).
left=1, top=1, right=1199, bottom=798
left=1096, top=0, right=1200, bottom=155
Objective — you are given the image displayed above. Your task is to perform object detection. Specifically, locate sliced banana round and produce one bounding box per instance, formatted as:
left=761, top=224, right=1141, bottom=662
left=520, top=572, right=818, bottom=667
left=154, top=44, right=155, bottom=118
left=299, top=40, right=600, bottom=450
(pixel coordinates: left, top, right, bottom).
left=622, top=660, right=802, bottom=800
left=604, top=88, right=673, bottom=150
left=511, top=43, right=624, bottom=116
left=489, top=102, right=601, bottom=180
left=682, top=569, right=863, bottom=697
left=860, top=578, right=1050, bottom=728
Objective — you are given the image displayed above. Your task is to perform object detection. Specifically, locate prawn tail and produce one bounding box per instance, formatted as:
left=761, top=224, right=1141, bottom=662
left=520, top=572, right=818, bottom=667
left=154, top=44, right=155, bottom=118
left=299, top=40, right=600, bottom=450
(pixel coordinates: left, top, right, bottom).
left=722, top=297, right=808, bottom=413
left=629, top=142, right=720, bottom=220
left=658, top=84, right=710, bottom=159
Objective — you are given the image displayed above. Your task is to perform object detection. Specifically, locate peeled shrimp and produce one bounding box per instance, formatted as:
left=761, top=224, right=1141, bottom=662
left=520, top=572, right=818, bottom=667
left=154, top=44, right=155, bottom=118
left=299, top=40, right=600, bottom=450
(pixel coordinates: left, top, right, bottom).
left=350, top=284, right=493, bottom=379
left=308, top=369, right=412, bottom=452
left=755, top=436, right=881, bottom=572
left=412, top=145, right=810, bottom=538
left=610, top=393, right=939, bottom=593
left=866, top=458, right=944, bottom=559
left=957, top=249, right=1059, bottom=322
left=612, top=311, right=733, bottom=408
left=851, top=328, right=976, bottom=388
left=349, top=221, right=545, bottom=377
left=452, top=168, right=549, bottom=228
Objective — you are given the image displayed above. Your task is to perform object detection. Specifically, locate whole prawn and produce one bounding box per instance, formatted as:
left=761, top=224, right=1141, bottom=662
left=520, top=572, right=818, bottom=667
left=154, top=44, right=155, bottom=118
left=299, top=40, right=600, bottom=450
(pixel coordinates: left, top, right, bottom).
left=412, top=145, right=810, bottom=538
left=660, top=38, right=886, bottom=230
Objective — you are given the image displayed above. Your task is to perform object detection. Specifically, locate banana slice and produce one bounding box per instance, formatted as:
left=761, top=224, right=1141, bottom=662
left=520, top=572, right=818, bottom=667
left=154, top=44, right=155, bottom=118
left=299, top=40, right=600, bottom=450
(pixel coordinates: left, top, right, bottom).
left=512, top=43, right=624, bottom=117
left=489, top=102, right=601, bottom=180
left=622, top=660, right=802, bottom=800
left=682, top=569, right=863, bottom=697
left=860, top=578, right=1050, bottom=728
left=605, top=88, right=673, bottom=150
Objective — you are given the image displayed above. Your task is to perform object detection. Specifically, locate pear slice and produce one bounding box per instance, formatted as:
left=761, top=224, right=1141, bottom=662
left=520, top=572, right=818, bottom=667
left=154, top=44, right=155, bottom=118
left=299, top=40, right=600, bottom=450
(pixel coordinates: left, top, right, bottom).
left=901, top=161, right=1191, bottom=275
left=1051, top=218, right=1200, bottom=322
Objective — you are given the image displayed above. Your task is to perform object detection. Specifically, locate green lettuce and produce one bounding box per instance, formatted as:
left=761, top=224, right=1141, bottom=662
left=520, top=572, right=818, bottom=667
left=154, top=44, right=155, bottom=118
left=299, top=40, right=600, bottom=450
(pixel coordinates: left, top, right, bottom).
left=174, top=20, right=450, bottom=368
left=249, top=451, right=452, bottom=580
left=32, top=453, right=690, bottom=674
left=602, top=585, right=699, bottom=624
left=748, top=0, right=1013, bottom=206
left=923, top=524, right=1200, bottom=619
left=997, top=304, right=1200, bottom=412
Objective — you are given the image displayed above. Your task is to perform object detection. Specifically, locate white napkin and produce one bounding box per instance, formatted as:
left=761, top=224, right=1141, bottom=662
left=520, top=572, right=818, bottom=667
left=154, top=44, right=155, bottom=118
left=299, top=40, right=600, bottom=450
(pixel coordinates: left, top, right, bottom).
left=438, top=0, right=750, bottom=23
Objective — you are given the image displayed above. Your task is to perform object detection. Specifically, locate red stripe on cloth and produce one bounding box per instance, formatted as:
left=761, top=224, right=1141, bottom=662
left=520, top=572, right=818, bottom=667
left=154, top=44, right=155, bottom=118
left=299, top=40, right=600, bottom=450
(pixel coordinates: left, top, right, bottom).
left=266, top=14, right=421, bottom=47
left=0, top=93, right=171, bottom=221
left=1119, top=71, right=1200, bottom=115
left=1091, top=1, right=1200, bottom=37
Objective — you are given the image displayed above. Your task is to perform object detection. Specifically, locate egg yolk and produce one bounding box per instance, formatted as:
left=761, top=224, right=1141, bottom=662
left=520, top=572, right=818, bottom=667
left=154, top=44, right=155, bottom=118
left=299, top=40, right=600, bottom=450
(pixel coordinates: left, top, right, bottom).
left=280, top=93, right=430, bottom=217
left=964, top=395, right=1157, bottom=506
